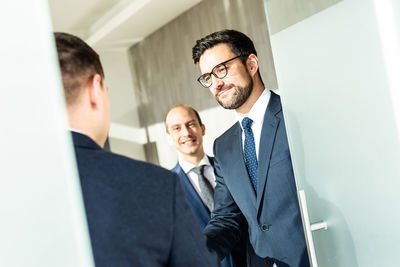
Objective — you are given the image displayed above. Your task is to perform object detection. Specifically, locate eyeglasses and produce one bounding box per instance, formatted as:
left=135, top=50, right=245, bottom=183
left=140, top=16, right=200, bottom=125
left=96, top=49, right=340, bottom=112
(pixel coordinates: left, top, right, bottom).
left=197, top=55, right=246, bottom=88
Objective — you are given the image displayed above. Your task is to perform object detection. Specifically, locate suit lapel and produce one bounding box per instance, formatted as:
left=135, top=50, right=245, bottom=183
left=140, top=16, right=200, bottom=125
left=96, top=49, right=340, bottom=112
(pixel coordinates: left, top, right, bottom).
left=173, top=164, right=211, bottom=227
left=256, top=92, right=281, bottom=211
left=207, top=156, right=214, bottom=167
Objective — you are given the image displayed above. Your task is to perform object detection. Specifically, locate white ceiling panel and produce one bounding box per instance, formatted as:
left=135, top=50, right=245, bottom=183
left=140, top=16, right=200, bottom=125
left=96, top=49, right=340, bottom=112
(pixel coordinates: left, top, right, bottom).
left=48, top=0, right=202, bottom=49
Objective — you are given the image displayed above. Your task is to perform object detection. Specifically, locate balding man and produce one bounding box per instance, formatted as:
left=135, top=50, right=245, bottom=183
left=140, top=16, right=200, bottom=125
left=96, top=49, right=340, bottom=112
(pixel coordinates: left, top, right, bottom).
left=165, top=105, right=246, bottom=267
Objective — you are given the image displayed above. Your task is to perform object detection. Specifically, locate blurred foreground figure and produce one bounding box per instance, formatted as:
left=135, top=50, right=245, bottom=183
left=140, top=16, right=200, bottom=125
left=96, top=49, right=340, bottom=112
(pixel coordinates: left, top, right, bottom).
left=54, top=32, right=220, bottom=267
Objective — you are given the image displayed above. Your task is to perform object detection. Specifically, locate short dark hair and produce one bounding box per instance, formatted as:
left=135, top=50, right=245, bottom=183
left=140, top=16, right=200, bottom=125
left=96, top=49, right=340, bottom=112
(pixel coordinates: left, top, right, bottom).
left=54, top=32, right=104, bottom=105
left=192, top=29, right=263, bottom=85
left=165, top=105, right=203, bottom=133
left=192, top=29, right=257, bottom=64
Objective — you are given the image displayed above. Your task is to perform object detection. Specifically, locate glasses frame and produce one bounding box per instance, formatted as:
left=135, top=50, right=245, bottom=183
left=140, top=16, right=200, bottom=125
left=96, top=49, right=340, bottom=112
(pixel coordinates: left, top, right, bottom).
left=197, top=55, right=247, bottom=88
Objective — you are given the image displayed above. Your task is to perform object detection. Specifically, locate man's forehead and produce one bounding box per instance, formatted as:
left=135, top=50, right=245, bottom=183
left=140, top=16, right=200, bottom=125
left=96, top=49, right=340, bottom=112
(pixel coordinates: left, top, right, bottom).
left=167, top=107, right=195, bottom=122
left=199, top=43, right=235, bottom=72
left=169, top=118, right=196, bottom=125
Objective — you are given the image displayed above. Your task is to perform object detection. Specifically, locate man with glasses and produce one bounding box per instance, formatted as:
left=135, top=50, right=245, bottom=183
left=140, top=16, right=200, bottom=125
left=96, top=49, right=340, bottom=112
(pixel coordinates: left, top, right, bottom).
left=192, top=30, right=309, bottom=267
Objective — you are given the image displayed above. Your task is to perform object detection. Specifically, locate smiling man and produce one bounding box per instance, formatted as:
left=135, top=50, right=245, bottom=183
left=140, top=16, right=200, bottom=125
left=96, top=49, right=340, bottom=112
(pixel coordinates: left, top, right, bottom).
left=192, top=30, right=310, bottom=267
left=166, top=105, right=206, bottom=167
left=165, top=105, right=246, bottom=267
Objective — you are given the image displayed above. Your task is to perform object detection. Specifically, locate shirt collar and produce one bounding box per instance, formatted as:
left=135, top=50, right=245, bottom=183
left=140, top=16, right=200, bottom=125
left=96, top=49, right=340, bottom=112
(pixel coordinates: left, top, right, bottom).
left=178, top=154, right=211, bottom=174
left=236, top=89, right=271, bottom=128
left=69, top=128, right=85, bottom=134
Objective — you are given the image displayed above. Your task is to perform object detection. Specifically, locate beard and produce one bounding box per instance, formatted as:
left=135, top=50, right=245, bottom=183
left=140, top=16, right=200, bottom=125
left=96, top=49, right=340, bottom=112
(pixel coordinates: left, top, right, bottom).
left=216, top=77, right=253, bottom=110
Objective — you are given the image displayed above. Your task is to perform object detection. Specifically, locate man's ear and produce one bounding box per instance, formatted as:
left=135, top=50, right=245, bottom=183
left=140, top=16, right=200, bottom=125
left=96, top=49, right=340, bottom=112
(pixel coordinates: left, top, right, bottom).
left=246, top=54, right=259, bottom=77
left=201, top=124, right=206, bottom=136
left=88, top=74, right=103, bottom=107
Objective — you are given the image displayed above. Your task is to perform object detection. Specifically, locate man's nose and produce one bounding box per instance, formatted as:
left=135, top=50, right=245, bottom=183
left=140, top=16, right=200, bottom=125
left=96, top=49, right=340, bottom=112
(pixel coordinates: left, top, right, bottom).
left=181, top=125, right=190, bottom=136
left=211, top=75, right=224, bottom=91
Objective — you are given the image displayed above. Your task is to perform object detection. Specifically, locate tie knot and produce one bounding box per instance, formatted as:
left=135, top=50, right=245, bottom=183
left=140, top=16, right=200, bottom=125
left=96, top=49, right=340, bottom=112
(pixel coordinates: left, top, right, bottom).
left=191, top=165, right=205, bottom=176
left=242, top=117, right=253, bottom=129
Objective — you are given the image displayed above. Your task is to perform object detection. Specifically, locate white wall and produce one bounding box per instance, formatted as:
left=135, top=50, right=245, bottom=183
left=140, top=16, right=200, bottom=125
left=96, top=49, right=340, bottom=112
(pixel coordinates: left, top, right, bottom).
left=109, top=137, right=146, bottom=160
left=99, top=49, right=148, bottom=161
left=99, top=49, right=141, bottom=128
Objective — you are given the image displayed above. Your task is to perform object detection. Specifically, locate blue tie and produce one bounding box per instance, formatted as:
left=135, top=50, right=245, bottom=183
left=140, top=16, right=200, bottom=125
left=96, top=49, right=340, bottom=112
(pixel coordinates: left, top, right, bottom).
left=242, top=117, right=258, bottom=192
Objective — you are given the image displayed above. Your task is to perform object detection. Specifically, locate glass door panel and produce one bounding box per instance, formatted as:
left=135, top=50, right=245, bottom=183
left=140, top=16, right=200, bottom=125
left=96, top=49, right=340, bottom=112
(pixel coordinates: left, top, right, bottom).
left=265, top=0, right=400, bottom=265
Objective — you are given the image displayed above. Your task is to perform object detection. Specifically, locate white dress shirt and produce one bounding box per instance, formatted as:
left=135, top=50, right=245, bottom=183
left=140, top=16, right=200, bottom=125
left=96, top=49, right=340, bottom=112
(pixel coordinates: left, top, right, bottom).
left=178, top=154, right=216, bottom=198
left=69, top=128, right=84, bottom=134
left=236, top=89, right=271, bottom=158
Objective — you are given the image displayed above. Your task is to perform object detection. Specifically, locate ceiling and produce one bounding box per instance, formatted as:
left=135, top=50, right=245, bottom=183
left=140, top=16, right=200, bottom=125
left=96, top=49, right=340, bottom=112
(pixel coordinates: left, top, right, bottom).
left=48, top=0, right=202, bottom=50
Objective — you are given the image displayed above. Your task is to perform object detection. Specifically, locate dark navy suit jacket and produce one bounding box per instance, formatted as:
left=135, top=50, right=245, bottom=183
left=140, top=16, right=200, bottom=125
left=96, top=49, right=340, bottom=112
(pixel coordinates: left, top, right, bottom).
left=171, top=159, right=247, bottom=267
left=171, top=161, right=212, bottom=230
left=71, top=132, right=220, bottom=267
left=204, top=92, right=310, bottom=267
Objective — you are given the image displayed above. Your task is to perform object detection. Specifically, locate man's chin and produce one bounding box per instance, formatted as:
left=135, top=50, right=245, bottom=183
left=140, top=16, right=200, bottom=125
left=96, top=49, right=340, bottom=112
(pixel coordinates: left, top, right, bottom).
left=217, top=99, right=237, bottom=110
left=180, top=147, right=198, bottom=155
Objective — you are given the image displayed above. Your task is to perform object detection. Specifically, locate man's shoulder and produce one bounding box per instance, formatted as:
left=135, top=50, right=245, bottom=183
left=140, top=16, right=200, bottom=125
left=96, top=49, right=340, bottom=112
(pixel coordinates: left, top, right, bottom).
left=75, top=146, right=177, bottom=182
left=109, top=150, right=176, bottom=178
left=170, top=162, right=182, bottom=174
left=215, top=121, right=240, bottom=144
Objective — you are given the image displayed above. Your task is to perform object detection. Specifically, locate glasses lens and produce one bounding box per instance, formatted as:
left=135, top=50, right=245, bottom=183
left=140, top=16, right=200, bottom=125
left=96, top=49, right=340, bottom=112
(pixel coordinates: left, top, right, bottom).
left=199, top=74, right=212, bottom=87
left=213, top=63, right=227, bottom=79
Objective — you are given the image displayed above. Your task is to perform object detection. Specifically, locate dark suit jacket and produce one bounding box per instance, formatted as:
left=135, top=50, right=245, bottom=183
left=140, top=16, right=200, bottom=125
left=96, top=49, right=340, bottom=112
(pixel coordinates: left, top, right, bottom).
left=171, top=158, right=247, bottom=267
left=171, top=158, right=215, bottom=230
left=71, top=132, right=220, bottom=267
left=204, top=92, right=309, bottom=267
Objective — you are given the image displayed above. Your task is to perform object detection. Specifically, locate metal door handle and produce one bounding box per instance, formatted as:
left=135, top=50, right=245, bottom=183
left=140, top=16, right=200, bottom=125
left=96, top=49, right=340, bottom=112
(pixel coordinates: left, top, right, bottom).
left=298, top=190, right=328, bottom=267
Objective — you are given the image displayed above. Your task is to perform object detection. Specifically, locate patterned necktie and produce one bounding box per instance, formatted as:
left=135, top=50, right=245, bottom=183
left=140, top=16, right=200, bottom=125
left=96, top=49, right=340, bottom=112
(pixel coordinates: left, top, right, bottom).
left=242, top=117, right=258, bottom=192
left=191, top=165, right=214, bottom=212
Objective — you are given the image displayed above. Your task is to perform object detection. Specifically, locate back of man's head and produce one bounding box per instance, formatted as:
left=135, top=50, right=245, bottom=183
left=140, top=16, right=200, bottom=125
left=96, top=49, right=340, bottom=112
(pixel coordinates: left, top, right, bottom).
left=54, top=32, right=110, bottom=147
left=54, top=32, right=104, bottom=105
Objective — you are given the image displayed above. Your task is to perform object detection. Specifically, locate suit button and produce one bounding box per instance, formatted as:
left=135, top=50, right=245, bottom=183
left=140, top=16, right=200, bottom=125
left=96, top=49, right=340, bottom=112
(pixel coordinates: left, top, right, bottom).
left=261, top=224, right=269, bottom=231
left=264, top=259, right=272, bottom=266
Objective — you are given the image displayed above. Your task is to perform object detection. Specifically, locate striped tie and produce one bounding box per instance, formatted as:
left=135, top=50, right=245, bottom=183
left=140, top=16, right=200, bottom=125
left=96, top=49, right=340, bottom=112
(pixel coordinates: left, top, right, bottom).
left=191, top=165, right=214, bottom=212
